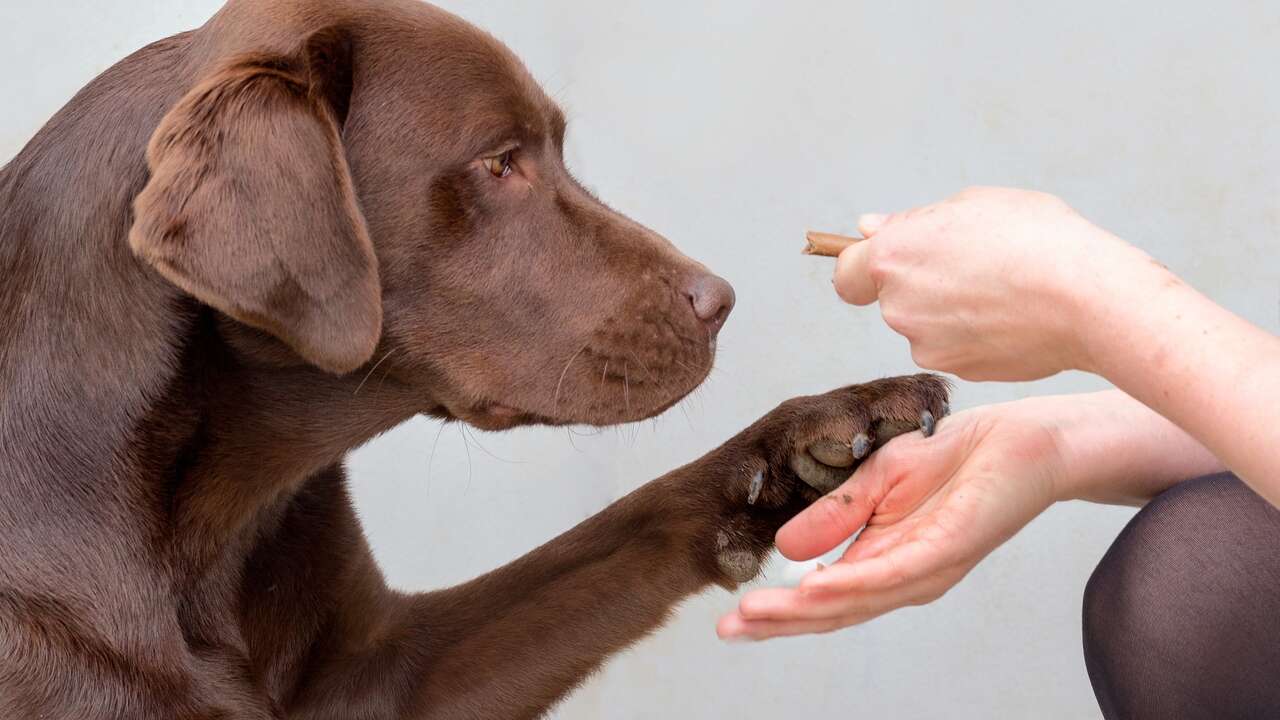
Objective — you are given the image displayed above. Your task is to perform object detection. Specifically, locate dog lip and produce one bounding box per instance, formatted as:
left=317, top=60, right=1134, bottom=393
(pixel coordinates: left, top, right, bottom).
left=486, top=404, right=522, bottom=421
left=457, top=401, right=564, bottom=431
left=455, top=339, right=719, bottom=430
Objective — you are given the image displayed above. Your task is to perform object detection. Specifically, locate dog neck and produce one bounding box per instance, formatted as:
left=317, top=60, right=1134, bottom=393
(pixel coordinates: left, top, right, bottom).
left=154, top=312, right=424, bottom=571
left=0, top=32, right=420, bottom=563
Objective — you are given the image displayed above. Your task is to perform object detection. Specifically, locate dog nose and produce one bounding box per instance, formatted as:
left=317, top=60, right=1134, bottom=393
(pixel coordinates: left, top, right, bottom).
left=684, top=274, right=736, bottom=337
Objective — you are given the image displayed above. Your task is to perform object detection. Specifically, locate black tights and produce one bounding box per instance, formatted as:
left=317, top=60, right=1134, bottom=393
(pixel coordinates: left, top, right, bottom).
left=1084, top=473, right=1280, bottom=719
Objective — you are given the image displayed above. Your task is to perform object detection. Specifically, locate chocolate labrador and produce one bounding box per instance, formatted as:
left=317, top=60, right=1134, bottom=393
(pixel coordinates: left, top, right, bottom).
left=0, top=0, right=949, bottom=717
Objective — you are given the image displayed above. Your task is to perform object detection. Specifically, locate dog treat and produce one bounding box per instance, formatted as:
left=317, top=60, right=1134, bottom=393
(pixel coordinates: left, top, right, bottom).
left=803, top=230, right=863, bottom=257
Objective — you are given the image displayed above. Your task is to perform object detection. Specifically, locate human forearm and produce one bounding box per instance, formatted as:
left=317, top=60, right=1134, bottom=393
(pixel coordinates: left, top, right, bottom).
left=828, top=187, right=1278, bottom=503
left=1034, top=390, right=1225, bottom=506
left=729, top=389, right=1199, bottom=640
left=1077, top=260, right=1280, bottom=506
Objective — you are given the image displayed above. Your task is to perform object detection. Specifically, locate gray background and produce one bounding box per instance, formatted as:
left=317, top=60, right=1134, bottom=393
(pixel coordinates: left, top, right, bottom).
left=3, top=2, right=1277, bottom=718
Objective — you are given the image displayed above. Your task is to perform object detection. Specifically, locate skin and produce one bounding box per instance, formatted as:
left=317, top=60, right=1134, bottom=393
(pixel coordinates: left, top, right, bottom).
left=718, top=186, right=1280, bottom=640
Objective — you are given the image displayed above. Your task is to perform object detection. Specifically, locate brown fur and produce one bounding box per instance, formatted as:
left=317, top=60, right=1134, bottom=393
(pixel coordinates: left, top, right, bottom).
left=0, top=1, right=950, bottom=718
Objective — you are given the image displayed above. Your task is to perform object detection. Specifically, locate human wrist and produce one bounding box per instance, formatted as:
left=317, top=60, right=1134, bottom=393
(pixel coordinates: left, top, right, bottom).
left=987, top=391, right=1150, bottom=504
left=1038, top=390, right=1222, bottom=505
left=1066, top=238, right=1173, bottom=376
left=1035, top=392, right=1132, bottom=503
left=991, top=394, right=1100, bottom=504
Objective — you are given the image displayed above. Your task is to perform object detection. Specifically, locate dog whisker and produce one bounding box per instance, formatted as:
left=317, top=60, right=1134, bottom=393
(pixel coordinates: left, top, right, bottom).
left=670, top=356, right=708, bottom=383
left=424, top=420, right=449, bottom=499
left=679, top=400, right=695, bottom=433
left=377, top=351, right=398, bottom=392
left=458, top=423, right=474, bottom=494
left=625, top=350, right=656, bottom=383
left=462, top=425, right=524, bottom=465
left=564, top=427, right=581, bottom=453
left=354, top=349, right=397, bottom=396
left=553, top=345, right=589, bottom=407
left=623, top=361, right=631, bottom=416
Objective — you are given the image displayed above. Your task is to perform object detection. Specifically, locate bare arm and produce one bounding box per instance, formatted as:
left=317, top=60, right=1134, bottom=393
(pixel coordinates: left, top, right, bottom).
left=722, top=186, right=1276, bottom=640
left=834, top=186, right=1279, bottom=505
left=1079, top=261, right=1280, bottom=505
left=719, top=389, right=1226, bottom=641
left=1046, top=389, right=1225, bottom=505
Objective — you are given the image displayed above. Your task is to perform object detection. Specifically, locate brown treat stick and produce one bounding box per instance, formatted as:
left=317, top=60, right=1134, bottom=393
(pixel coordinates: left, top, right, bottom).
left=803, top=231, right=864, bottom=257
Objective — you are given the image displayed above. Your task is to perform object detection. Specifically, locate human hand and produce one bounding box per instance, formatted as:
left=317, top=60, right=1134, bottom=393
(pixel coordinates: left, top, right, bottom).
left=683, top=375, right=950, bottom=591
left=833, top=186, right=1157, bottom=381
left=717, top=399, right=1064, bottom=641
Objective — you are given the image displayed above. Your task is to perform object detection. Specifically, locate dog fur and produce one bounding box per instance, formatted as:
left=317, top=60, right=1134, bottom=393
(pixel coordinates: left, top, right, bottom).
left=0, top=1, right=949, bottom=717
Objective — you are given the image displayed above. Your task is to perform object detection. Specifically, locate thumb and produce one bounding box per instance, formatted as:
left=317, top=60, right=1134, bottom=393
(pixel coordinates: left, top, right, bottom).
left=776, top=464, right=886, bottom=561
left=778, top=416, right=971, bottom=562
left=833, top=239, right=878, bottom=306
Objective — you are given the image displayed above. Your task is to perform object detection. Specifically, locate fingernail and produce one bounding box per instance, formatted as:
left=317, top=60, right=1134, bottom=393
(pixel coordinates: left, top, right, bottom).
left=859, top=213, right=889, bottom=235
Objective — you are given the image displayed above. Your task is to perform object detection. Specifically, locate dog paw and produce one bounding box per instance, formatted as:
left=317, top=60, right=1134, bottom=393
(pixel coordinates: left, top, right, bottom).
left=701, top=374, right=951, bottom=588
left=782, top=377, right=951, bottom=495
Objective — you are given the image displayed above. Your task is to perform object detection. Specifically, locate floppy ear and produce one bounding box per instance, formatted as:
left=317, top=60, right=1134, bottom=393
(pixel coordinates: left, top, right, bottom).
left=129, top=28, right=381, bottom=375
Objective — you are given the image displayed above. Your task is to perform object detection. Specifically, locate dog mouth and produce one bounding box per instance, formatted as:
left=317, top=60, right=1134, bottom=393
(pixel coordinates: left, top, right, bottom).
left=448, top=340, right=716, bottom=432
left=437, top=278, right=727, bottom=432
left=455, top=402, right=560, bottom=432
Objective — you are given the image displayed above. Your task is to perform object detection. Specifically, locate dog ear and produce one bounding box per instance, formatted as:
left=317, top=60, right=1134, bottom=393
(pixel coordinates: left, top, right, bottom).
left=129, top=27, right=381, bottom=375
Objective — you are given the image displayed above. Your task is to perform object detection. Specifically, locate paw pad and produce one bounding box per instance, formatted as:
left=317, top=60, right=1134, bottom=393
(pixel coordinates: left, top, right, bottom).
left=715, top=530, right=763, bottom=584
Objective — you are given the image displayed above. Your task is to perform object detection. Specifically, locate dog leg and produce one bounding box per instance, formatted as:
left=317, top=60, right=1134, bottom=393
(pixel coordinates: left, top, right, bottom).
left=263, top=376, right=949, bottom=720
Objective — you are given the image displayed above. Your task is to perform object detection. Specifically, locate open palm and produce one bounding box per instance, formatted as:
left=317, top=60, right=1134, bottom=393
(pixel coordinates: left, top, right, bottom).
left=718, top=403, right=1064, bottom=640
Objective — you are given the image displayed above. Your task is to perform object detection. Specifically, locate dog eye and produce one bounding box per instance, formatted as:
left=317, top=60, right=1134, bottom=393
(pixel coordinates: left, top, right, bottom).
left=484, top=150, right=514, bottom=179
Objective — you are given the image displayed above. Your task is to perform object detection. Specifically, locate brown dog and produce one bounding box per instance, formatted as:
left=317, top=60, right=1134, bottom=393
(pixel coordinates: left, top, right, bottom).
left=0, top=1, right=949, bottom=717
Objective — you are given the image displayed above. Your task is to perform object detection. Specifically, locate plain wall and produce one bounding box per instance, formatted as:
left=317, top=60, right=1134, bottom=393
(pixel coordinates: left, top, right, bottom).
left=3, top=2, right=1277, bottom=718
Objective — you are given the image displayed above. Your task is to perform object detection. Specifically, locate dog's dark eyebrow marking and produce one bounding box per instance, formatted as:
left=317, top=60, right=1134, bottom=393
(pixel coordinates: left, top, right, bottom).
left=467, top=120, right=525, bottom=158
left=466, top=103, right=562, bottom=158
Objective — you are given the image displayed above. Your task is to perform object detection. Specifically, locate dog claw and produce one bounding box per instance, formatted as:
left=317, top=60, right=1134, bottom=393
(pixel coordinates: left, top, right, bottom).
left=851, top=433, right=872, bottom=460
left=747, top=471, right=764, bottom=506
left=920, top=410, right=936, bottom=438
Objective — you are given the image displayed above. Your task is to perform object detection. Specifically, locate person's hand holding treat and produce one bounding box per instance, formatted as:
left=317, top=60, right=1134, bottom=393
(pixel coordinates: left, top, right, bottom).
left=719, top=186, right=1280, bottom=645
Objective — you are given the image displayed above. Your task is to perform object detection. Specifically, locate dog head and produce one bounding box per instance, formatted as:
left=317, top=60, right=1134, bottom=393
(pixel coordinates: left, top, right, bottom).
left=129, top=0, right=734, bottom=431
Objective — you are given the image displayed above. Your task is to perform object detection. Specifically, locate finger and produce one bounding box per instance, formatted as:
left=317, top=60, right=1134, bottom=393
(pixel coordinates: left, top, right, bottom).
left=735, top=587, right=814, bottom=621
left=736, top=578, right=935, bottom=624
left=718, top=609, right=866, bottom=642
left=833, top=239, right=877, bottom=306
left=779, top=418, right=969, bottom=562
left=798, top=538, right=954, bottom=595
left=842, top=524, right=912, bottom=563
left=858, top=213, right=889, bottom=237
left=775, top=470, right=883, bottom=561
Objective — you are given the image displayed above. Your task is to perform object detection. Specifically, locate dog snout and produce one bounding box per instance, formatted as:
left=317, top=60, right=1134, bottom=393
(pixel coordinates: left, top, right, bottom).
left=683, top=274, right=736, bottom=338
